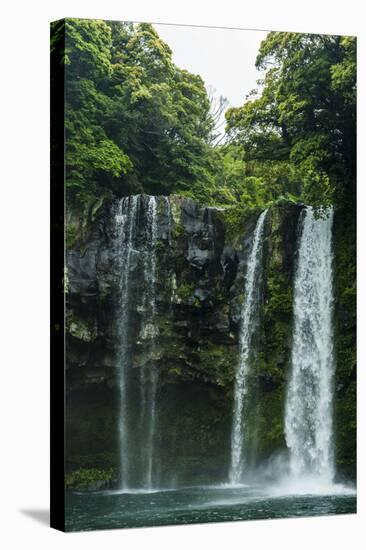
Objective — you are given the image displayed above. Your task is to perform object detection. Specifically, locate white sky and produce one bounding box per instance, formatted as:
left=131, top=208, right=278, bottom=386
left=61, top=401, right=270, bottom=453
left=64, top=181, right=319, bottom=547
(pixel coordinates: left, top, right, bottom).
left=155, top=23, right=268, bottom=135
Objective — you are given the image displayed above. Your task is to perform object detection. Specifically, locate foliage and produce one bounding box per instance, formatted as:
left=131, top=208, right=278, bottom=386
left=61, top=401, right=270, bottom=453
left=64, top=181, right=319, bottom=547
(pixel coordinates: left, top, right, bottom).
left=51, top=18, right=216, bottom=208
left=217, top=204, right=259, bottom=244
left=52, top=22, right=356, bottom=213
left=176, top=282, right=196, bottom=301
left=226, top=32, right=356, bottom=208
left=208, top=145, right=302, bottom=208
left=65, top=467, right=113, bottom=489
left=333, top=207, right=356, bottom=477
left=198, top=342, right=237, bottom=387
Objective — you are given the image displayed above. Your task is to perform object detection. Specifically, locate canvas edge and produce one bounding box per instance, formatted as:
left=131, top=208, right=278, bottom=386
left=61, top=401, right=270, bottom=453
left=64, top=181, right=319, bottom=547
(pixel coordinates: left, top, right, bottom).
left=50, top=18, right=66, bottom=532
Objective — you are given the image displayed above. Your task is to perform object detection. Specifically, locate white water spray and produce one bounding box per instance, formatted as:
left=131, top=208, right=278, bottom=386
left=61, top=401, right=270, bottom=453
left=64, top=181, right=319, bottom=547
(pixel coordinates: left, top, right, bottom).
left=115, top=195, right=160, bottom=490
left=140, top=196, right=159, bottom=489
left=115, top=196, right=138, bottom=490
left=230, top=210, right=267, bottom=485
left=285, top=206, right=335, bottom=485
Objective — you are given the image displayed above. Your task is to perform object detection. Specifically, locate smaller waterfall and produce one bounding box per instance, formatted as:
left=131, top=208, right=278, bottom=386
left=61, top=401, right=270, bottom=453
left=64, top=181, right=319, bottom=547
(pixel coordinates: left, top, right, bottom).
left=164, top=196, right=172, bottom=246
left=115, top=196, right=139, bottom=490
left=230, top=210, right=267, bottom=485
left=140, top=196, right=159, bottom=490
left=115, top=195, right=161, bottom=491
left=285, top=206, right=335, bottom=484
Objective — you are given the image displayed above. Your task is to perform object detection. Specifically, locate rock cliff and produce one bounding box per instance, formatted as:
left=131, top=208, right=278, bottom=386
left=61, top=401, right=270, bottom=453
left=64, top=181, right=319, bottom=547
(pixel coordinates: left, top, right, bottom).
left=65, top=196, right=356, bottom=487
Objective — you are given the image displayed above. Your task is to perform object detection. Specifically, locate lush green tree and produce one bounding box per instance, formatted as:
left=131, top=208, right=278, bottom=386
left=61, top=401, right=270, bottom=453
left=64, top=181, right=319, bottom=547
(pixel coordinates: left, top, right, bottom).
left=62, top=19, right=132, bottom=208
left=52, top=18, right=216, bottom=209
left=52, top=21, right=356, bottom=213
left=108, top=22, right=215, bottom=196
left=226, top=32, right=356, bottom=208
left=206, top=145, right=301, bottom=208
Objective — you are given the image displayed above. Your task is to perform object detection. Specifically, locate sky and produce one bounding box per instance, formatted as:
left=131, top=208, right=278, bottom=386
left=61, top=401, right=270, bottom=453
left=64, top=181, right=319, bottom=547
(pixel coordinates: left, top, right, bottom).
left=155, top=23, right=268, bottom=136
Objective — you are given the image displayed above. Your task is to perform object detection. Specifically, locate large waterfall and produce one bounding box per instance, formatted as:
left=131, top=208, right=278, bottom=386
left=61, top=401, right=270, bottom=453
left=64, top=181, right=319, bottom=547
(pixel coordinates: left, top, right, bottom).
left=285, top=206, right=335, bottom=484
left=229, top=210, right=267, bottom=485
left=115, top=195, right=161, bottom=491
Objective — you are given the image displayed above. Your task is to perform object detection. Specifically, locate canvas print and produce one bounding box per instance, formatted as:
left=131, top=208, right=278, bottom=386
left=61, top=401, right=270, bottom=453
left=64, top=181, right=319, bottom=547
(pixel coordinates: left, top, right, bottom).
left=50, top=18, right=356, bottom=531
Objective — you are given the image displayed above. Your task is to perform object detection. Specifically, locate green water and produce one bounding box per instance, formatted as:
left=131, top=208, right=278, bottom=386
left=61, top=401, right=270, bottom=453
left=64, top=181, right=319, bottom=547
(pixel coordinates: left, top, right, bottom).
left=65, top=485, right=356, bottom=531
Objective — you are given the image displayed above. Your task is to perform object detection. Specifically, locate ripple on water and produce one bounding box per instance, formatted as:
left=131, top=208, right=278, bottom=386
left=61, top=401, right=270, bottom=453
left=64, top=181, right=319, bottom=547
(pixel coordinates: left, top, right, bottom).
left=65, top=484, right=356, bottom=531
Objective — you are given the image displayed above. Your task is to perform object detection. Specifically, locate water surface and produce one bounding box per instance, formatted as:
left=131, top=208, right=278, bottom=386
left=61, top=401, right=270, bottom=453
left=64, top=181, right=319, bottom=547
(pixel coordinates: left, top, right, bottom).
left=65, top=484, right=356, bottom=531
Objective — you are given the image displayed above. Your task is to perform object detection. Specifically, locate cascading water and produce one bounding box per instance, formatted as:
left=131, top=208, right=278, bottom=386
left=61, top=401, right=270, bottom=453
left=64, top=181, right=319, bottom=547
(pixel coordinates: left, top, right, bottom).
left=115, top=200, right=337, bottom=492
left=285, top=206, right=335, bottom=485
left=164, top=196, right=172, bottom=246
left=139, top=196, right=159, bottom=490
left=115, top=195, right=160, bottom=491
left=229, top=210, right=267, bottom=485
left=115, top=196, right=139, bottom=490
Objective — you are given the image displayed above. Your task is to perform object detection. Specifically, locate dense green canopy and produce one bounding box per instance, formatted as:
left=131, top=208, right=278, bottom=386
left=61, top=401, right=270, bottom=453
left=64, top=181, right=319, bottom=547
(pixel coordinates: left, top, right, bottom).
left=226, top=32, right=356, bottom=208
left=51, top=20, right=356, bottom=212
left=52, top=19, right=215, bottom=209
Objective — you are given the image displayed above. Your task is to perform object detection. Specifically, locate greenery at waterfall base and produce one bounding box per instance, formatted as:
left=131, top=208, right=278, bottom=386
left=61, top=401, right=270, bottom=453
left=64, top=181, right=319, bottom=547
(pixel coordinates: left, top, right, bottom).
left=55, top=19, right=356, bottom=492
left=65, top=468, right=113, bottom=490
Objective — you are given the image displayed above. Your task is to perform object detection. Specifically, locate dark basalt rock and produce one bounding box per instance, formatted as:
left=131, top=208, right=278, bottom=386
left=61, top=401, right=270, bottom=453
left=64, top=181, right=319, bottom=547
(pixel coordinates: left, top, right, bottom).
left=64, top=197, right=355, bottom=484
left=67, top=249, right=98, bottom=295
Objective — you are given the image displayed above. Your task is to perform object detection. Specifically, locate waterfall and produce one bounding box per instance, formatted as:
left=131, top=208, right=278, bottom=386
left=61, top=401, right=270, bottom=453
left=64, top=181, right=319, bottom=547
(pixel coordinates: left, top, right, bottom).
left=285, top=206, right=335, bottom=484
left=164, top=196, right=172, bottom=246
left=230, top=210, right=267, bottom=485
left=115, top=195, right=160, bottom=491
left=140, top=196, right=159, bottom=489
left=115, top=196, right=139, bottom=490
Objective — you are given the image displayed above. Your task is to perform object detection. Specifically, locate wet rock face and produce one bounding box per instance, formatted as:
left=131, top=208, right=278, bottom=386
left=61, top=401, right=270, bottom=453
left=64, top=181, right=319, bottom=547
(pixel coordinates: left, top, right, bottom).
left=67, top=197, right=351, bottom=483
left=67, top=249, right=98, bottom=296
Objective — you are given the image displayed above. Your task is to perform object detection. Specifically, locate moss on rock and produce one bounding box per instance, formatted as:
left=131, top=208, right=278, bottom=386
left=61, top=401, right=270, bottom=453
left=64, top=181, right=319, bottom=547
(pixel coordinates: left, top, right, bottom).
left=64, top=197, right=356, bottom=483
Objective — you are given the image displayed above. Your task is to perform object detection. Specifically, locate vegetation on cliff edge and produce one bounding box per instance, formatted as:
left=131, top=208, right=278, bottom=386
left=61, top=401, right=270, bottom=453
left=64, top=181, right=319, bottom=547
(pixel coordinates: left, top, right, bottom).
left=51, top=20, right=356, bottom=214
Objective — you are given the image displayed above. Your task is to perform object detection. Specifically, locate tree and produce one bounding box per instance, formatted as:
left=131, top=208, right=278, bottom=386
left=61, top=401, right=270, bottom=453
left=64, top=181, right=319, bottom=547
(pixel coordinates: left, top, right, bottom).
left=63, top=19, right=133, bottom=207
left=52, top=19, right=217, bottom=208
left=226, top=32, right=356, bottom=208
left=52, top=22, right=356, bottom=212
left=107, top=22, right=215, bottom=196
